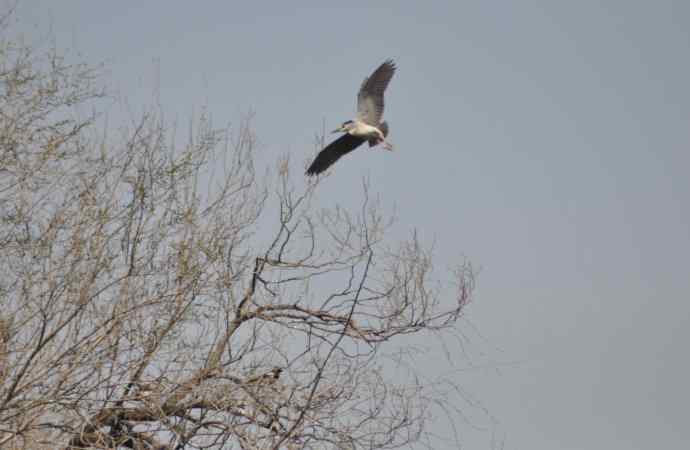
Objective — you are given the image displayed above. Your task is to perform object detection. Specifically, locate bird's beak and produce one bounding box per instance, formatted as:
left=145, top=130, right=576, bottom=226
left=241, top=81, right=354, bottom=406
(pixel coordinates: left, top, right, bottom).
left=331, top=127, right=342, bottom=134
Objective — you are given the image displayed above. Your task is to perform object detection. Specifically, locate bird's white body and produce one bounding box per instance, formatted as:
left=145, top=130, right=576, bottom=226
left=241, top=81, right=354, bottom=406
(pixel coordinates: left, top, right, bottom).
left=348, top=120, right=384, bottom=140
left=342, top=120, right=392, bottom=150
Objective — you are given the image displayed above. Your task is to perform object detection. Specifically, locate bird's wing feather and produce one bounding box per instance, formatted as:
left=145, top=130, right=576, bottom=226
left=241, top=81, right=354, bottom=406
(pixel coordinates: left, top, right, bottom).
left=306, top=134, right=366, bottom=175
left=357, top=59, right=396, bottom=125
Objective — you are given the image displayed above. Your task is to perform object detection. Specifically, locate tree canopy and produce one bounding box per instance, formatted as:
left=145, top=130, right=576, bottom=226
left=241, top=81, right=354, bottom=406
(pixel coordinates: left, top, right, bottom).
left=0, top=10, right=474, bottom=450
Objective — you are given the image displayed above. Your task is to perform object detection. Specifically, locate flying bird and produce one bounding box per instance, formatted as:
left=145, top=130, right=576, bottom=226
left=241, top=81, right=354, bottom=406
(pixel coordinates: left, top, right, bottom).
left=306, top=59, right=396, bottom=176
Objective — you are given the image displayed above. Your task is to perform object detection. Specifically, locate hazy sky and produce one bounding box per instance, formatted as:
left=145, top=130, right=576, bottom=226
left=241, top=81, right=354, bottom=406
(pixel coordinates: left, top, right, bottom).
left=14, top=1, right=690, bottom=448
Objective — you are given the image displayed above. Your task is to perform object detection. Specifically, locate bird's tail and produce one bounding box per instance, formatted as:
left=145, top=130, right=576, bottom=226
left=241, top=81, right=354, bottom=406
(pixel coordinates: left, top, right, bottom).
left=368, top=121, right=390, bottom=147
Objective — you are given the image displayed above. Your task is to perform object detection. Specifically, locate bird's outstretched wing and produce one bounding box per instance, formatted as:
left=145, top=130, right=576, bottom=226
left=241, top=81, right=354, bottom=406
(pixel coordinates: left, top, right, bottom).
left=357, top=59, right=396, bottom=126
left=306, top=133, right=366, bottom=175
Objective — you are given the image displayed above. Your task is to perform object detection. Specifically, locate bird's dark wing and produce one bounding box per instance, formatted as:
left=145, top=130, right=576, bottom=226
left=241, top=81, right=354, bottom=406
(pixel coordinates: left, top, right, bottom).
left=306, top=133, right=366, bottom=175
left=357, top=59, right=396, bottom=125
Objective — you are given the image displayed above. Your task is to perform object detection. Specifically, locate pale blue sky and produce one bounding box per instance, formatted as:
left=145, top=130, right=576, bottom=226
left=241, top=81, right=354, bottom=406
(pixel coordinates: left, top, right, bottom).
left=15, top=1, right=690, bottom=448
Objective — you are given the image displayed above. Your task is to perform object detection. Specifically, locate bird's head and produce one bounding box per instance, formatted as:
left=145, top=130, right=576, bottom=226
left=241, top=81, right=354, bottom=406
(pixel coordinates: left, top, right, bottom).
left=332, top=120, right=355, bottom=133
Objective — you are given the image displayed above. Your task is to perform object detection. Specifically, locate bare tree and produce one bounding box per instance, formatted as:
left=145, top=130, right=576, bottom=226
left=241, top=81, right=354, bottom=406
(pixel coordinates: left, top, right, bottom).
left=0, top=11, right=474, bottom=450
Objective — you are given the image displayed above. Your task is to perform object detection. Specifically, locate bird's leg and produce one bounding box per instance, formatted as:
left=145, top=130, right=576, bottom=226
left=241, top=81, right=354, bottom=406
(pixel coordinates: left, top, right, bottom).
left=373, top=131, right=393, bottom=151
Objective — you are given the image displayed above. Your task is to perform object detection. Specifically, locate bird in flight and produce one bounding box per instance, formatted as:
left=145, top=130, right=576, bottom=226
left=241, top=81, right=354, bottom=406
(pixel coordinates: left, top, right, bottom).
left=306, top=59, right=397, bottom=176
